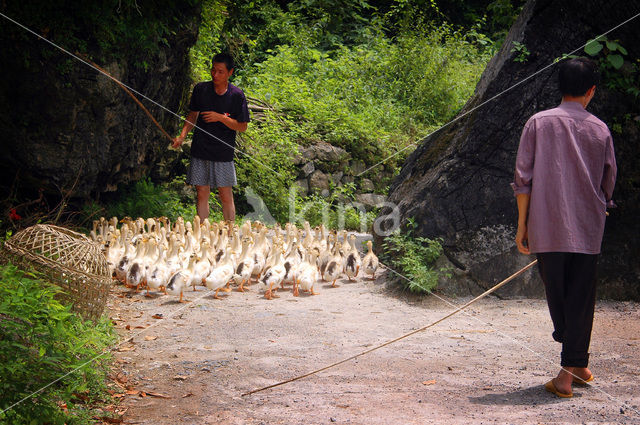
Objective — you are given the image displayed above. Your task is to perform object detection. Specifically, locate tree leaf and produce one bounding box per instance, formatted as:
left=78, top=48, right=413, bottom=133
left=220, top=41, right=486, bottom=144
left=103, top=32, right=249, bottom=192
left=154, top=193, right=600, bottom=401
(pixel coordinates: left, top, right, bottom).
left=605, top=40, right=619, bottom=51
left=584, top=40, right=603, bottom=56
left=607, top=54, right=624, bottom=69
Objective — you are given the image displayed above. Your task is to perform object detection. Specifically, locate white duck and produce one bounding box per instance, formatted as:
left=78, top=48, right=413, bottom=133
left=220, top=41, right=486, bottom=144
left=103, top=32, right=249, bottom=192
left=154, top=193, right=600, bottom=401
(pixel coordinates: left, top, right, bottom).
left=190, top=240, right=212, bottom=291
left=166, top=253, right=197, bottom=303
left=204, top=250, right=235, bottom=299
left=114, top=230, right=134, bottom=283
left=362, top=240, right=379, bottom=279
left=324, top=241, right=344, bottom=287
left=294, top=250, right=320, bottom=296
left=125, top=238, right=148, bottom=291
left=344, top=234, right=361, bottom=281
left=146, top=243, right=170, bottom=296
left=233, top=237, right=254, bottom=292
left=260, top=244, right=286, bottom=300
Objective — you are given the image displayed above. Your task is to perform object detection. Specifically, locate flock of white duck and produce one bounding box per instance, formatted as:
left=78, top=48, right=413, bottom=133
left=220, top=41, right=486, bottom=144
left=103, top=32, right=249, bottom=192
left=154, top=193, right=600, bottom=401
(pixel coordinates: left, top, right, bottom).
left=92, top=216, right=379, bottom=303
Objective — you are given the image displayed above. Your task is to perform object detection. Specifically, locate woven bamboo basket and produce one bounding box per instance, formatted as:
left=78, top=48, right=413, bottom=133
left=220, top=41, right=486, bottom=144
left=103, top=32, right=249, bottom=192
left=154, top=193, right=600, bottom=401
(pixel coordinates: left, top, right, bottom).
left=0, top=224, right=112, bottom=321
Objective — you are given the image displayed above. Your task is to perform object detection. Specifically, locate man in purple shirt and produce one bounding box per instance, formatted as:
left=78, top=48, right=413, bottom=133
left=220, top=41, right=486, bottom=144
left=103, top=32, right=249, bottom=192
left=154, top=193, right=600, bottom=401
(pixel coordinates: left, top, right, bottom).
left=512, top=57, right=617, bottom=398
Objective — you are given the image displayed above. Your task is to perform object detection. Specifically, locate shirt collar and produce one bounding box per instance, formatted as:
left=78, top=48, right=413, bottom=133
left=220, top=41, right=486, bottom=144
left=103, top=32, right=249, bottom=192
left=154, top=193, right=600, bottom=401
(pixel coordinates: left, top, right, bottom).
left=559, top=100, right=586, bottom=111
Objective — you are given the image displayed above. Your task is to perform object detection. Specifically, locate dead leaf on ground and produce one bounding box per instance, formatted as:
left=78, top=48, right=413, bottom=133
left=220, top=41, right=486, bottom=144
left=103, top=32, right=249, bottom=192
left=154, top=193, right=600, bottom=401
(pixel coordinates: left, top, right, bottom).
left=152, top=314, right=164, bottom=319
left=146, top=391, right=171, bottom=399
left=182, top=392, right=194, bottom=398
left=135, top=325, right=147, bottom=329
left=118, top=345, right=135, bottom=352
left=173, top=375, right=189, bottom=380
left=125, top=324, right=131, bottom=330
left=144, top=335, right=157, bottom=341
left=126, top=390, right=139, bottom=395
left=422, top=380, right=437, bottom=386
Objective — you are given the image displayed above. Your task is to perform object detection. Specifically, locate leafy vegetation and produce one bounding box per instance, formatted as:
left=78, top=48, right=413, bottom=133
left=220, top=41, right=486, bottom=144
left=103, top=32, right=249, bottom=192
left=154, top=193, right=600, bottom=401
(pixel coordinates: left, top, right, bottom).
left=185, top=2, right=499, bottom=224
left=0, top=264, right=117, bottom=424
left=583, top=36, right=640, bottom=98
left=2, top=0, right=199, bottom=70
left=82, top=177, right=205, bottom=225
left=381, top=218, right=449, bottom=293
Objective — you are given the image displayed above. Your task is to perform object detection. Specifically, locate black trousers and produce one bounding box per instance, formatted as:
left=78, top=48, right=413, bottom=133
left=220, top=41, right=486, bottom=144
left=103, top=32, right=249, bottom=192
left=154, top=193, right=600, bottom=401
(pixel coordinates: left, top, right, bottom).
left=536, top=252, right=598, bottom=368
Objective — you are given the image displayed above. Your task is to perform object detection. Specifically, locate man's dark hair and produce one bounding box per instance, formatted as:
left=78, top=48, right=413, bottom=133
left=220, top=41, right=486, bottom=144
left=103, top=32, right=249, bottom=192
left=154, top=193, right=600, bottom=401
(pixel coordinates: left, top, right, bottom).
left=558, top=57, right=599, bottom=97
left=212, top=53, right=234, bottom=71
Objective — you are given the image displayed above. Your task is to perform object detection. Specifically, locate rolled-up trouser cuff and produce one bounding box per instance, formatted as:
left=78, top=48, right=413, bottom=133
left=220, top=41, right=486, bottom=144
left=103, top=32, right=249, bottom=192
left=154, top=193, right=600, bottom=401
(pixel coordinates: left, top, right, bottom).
left=561, top=352, right=589, bottom=368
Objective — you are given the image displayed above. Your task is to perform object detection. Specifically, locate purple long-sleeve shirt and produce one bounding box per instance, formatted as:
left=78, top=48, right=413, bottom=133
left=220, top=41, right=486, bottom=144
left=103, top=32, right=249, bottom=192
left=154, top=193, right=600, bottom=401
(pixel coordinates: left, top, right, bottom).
left=512, top=101, right=617, bottom=254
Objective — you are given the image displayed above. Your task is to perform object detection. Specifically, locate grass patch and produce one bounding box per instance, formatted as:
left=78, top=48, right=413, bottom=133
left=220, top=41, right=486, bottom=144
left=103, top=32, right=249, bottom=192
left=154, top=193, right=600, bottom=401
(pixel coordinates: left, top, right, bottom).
left=0, top=264, right=117, bottom=424
left=381, top=218, right=449, bottom=293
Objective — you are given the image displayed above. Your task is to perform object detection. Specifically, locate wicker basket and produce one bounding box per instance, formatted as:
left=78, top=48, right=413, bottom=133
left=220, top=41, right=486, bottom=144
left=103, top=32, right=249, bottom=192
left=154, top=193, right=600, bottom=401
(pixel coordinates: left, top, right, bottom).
left=0, top=224, right=112, bottom=321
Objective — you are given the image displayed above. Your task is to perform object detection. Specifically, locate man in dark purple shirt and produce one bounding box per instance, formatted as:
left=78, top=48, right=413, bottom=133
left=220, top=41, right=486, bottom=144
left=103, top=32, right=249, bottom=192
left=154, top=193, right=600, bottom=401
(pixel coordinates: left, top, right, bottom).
left=173, top=53, right=250, bottom=223
left=512, top=57, right=617, bottom=398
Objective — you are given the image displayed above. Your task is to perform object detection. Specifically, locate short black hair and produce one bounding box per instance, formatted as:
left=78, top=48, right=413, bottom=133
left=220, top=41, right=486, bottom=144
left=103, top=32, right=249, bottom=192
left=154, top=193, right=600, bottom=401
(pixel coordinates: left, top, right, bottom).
left=212, top=53, right=234, bottom=71
left=558, top=57, right=599, bottom=97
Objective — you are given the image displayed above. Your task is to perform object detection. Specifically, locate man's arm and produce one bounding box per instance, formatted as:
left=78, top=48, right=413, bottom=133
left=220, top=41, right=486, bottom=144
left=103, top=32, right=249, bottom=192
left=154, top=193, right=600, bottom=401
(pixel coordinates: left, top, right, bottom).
left=172, top=110, right=199, bottom=148
left=515, top=193, right=531, bottom=255
left=199, top=111, right=248, bottom=132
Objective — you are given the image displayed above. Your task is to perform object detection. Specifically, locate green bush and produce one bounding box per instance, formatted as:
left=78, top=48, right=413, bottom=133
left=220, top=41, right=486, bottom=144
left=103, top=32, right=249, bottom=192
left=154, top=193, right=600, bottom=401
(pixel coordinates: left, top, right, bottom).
left=290, top=183, right=377, bottom=231
left=381, top=218, right=448, bottom=293
left=0, top=264, right=116, bottom=424
left=98, top=177, right=198, bottom=222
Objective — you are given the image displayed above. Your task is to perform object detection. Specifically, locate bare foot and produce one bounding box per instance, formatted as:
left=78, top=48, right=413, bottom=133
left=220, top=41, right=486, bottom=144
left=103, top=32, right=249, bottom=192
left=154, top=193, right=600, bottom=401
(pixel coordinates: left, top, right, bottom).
left=553, top=368, right=574, bottom=395
left=572, top=367, right=593, bottom=383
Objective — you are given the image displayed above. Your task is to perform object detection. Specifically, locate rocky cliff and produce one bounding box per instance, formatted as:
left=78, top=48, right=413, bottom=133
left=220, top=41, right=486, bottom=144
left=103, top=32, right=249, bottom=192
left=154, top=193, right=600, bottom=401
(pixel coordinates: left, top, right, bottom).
left=0, top=1, right=200, bottom=201
left=378, top=0, right=640, bottom=299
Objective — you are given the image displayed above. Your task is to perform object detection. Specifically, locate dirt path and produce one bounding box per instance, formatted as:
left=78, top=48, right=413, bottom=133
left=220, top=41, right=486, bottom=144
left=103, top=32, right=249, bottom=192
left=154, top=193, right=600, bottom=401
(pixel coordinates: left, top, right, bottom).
left=106, top=267, right=640, bottom=425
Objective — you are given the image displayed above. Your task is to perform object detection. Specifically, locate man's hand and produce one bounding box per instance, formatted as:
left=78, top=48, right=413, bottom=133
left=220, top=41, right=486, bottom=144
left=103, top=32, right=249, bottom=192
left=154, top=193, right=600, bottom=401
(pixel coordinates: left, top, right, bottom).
left=200, top=111, right=225, bottom=123
left=516, top=222, right=530, bottom=255
left=172, top=135, right=184, bottom=149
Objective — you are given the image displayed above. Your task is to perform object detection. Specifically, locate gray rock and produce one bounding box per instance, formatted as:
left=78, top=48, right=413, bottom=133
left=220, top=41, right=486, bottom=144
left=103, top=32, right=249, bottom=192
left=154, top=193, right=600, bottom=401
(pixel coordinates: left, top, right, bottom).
left=309, top=170, right=330, bottom=193
left=360, top=178, right=375, bottom=192
left=356, top=193, right=386, bottom=210
left=377, top=0, right=640, bottom=300
left=301, top=161, right=315, bottom=177
left=291, top=151, right=305, bottom=165
left=300, top=146, right=317, bottom=161
left=349, top=160, right=367, bottom=176
left=342, top=175, right=355, bottom=185
left=0, top=5, right=201, bottom=198
left=330, top=171, right=344, bottom=186
left=294, top=179, right=309, bottom=196
left=312, top=142, right=349, bottom=162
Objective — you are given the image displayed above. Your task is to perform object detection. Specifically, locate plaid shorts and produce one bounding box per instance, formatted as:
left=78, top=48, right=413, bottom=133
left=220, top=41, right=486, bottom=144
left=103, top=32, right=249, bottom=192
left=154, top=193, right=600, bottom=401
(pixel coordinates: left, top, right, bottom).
left=186, top=157, right=237, bottom=188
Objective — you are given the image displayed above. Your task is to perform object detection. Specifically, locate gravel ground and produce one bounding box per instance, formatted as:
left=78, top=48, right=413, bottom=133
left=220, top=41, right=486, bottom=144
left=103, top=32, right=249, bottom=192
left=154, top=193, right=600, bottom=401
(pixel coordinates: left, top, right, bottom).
left=106, top=265, right=640, bottom=425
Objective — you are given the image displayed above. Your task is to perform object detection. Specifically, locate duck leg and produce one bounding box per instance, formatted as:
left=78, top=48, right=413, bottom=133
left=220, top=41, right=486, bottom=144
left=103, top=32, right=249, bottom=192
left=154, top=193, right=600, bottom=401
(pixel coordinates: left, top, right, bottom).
left=293, top=282, right=299, bottom=297
left=310, top=285, right=319, bottom=295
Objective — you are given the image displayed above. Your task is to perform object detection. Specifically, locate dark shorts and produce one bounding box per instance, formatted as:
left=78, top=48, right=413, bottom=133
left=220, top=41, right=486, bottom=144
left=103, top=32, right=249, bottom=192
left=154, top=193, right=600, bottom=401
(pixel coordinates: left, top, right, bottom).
left=186, top=158, right=237, bottom=188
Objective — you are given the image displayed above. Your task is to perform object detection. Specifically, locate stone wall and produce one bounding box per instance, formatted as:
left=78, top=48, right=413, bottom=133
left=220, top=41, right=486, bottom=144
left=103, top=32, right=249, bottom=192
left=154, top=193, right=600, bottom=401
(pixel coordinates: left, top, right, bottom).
left=292, top=141, right=389, bottom=209
left=0, top=3, right=200, bottom=200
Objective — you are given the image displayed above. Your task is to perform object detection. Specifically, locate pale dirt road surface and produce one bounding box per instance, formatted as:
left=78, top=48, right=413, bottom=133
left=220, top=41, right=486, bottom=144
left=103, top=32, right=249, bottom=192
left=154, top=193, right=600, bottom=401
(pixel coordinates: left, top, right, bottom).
left=106, top=268, right=640, bottom=425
